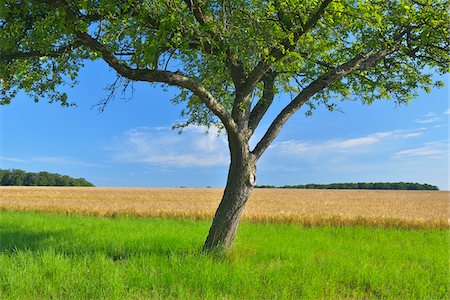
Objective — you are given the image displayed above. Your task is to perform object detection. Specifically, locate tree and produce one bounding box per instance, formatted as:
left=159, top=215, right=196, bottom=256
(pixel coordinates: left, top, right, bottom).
left=256, top=182, right=439, bottom=190
left=0, top=169, right=5, bottom=184
left=23, top=172, right=39, bottom=186
left=56, top=175, right=71, bottom=186
left=36, top=171, right=57, bottom=186
left=1, top=0, right=448, bottom=251
left=0, top=169, right=95, bottom=186
left=1, top=169, right=26, bottom=185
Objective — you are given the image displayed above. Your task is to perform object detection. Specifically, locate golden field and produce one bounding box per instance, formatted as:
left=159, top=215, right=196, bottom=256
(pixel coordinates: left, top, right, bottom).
left=0, top=187, right=448, bottom=228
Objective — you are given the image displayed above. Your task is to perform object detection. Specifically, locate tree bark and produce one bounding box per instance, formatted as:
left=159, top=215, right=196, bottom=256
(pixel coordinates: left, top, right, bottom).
left=203, top=136, right=256, bottom=251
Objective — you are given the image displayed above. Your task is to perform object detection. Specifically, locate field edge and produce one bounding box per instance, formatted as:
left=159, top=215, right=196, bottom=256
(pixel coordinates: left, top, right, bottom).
left=1, top=206, right=448, bottom=230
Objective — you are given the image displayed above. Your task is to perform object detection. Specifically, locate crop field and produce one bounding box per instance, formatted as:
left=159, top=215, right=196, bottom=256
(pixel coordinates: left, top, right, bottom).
left=0, top=187, right=448, bottom=228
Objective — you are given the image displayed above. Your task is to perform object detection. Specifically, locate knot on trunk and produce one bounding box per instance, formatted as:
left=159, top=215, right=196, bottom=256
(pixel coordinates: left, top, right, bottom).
left=247, top=165, right=257, bottom=187
left=249, top=172, right=256, bottom=186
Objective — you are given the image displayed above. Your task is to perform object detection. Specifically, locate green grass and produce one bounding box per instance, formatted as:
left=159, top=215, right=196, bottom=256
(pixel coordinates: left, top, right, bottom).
left=0, top=211, right=448, bottom=299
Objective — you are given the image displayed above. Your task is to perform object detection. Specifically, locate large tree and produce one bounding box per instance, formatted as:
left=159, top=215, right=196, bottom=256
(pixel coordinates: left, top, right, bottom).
left=1, top=0, right=448, bottom=250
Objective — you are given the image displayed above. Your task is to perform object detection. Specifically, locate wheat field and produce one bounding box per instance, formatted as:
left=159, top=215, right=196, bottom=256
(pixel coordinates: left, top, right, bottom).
left=0, top=187, right=448, bottom=228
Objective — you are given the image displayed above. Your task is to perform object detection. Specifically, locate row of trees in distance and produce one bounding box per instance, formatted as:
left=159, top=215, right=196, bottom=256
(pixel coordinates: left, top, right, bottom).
left=256, top=182, right=439, bottom=190
left=0, top=169, right=94, bottom=187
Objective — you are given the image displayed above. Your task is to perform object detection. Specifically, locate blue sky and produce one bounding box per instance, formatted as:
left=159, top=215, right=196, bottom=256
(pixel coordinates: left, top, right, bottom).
left=0, top=60, right=448, bottom=189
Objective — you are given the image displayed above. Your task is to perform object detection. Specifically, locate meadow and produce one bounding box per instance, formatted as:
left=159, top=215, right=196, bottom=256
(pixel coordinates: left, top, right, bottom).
left=0, top=187, right=448, bottom=228
left=0, top=187, right=448, bottom=298
left=0, top=211, right=448, bottom=299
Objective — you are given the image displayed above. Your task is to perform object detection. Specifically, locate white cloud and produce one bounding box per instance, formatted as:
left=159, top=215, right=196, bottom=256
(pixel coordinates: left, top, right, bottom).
left=401, top=132, right=423, bottom=138
left=0, top=156, right=96, bottom=167
left=271, top=129, right=422, bottom=156
left=32, top=156, right=97, bottom=167
left=414, top=112, right=441, bottom=124
left=111, top=125, right=229, bottom=168
left=335, top=136, right=380, bottom=148
left=414, top=117, right=441, bottom=124
left=393, top=141, right=448, bottom=159
left=433, top=124, right=448, bottom=129
left=445, top=108, right=450, bottom=115
left=257, top=130, right=448, bottom=189
left=0, top=156, right=29, bottom=163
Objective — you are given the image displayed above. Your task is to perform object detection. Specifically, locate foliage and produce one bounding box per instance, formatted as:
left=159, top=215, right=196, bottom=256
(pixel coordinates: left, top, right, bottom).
left=0, top=0, right=448, bottom=130
left=0, top=169, right=94, bottom=186
left=0, top=211, right=448, bottom=299
left=256, top=182, right=439, bottom=190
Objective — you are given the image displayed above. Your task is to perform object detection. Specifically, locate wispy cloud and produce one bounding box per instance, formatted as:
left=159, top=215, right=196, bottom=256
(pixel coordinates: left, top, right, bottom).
left=32, top=156, right=97, bottom=167
left=414, top=112, right=442, bottom=124
left=415, top=117, right=441, bottom=124
left=110, top=126, right=229, bottom=168
left=393, top=141, right=448, bottom=159
left=0, top=156, right=96, bottom=167
left=258, top=128, right=430, bottom=177
left=0, top=156, right=29, bottom=163
left=270, top=129, right=423, bottom=156
left=257, top=129, right=448, bottom=189
left=445, top=108, right=450, bottom=115
left=401, top=132, right=423, bottom=138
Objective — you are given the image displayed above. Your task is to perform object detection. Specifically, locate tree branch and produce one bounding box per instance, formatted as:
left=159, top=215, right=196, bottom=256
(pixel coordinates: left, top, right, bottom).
left=183, top=0, right=209, bottom=25
left=182, top=0, right=248, bottom=124
left=239, top=0, right=334, bottom=100
left=0, top=41, right=82, bottom=62
left=37, top=0, right=238, bottom=135
left=78, top=31, right=237, bottom=133
left=248, top=71, right=277, bottom=134
left=228, top=0, right=333, bottom=130
left=251, top=47, right=396, bottom=160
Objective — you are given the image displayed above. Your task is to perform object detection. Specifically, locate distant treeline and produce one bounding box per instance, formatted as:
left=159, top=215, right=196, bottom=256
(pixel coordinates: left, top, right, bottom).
left=255, top=182, right=439, bottom=190
left=0, top=169, right=94, bottom=187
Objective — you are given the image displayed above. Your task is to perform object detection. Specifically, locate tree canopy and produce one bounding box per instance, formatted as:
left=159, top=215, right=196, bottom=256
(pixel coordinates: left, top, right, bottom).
left=1, top=0, right=448, bottom=133
left=0, top=169, right=94, bottom=186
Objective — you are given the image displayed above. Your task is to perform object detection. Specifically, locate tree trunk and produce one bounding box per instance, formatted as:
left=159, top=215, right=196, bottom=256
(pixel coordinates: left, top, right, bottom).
left=203, top=137, right=256, bottom=252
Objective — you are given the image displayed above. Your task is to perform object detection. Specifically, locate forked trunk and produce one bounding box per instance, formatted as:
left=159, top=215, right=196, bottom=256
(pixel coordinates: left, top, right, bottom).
left=203, top=138, right=256, bottom=251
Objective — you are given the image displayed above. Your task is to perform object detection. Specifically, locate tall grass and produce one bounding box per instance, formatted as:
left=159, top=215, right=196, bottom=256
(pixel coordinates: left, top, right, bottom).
left=0, top=211, right=448, bottom=299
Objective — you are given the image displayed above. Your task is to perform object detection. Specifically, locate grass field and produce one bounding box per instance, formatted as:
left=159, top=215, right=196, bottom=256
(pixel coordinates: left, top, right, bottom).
left=0, top=211, right=448, bottom=299
left=0, top=187, right=448, bottom=228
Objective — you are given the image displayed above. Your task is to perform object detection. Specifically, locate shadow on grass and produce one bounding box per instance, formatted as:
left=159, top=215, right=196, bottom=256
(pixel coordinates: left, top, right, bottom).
left=0, top=224, right=203, bottom=260
left=0, top=227, right=65, bottom=254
